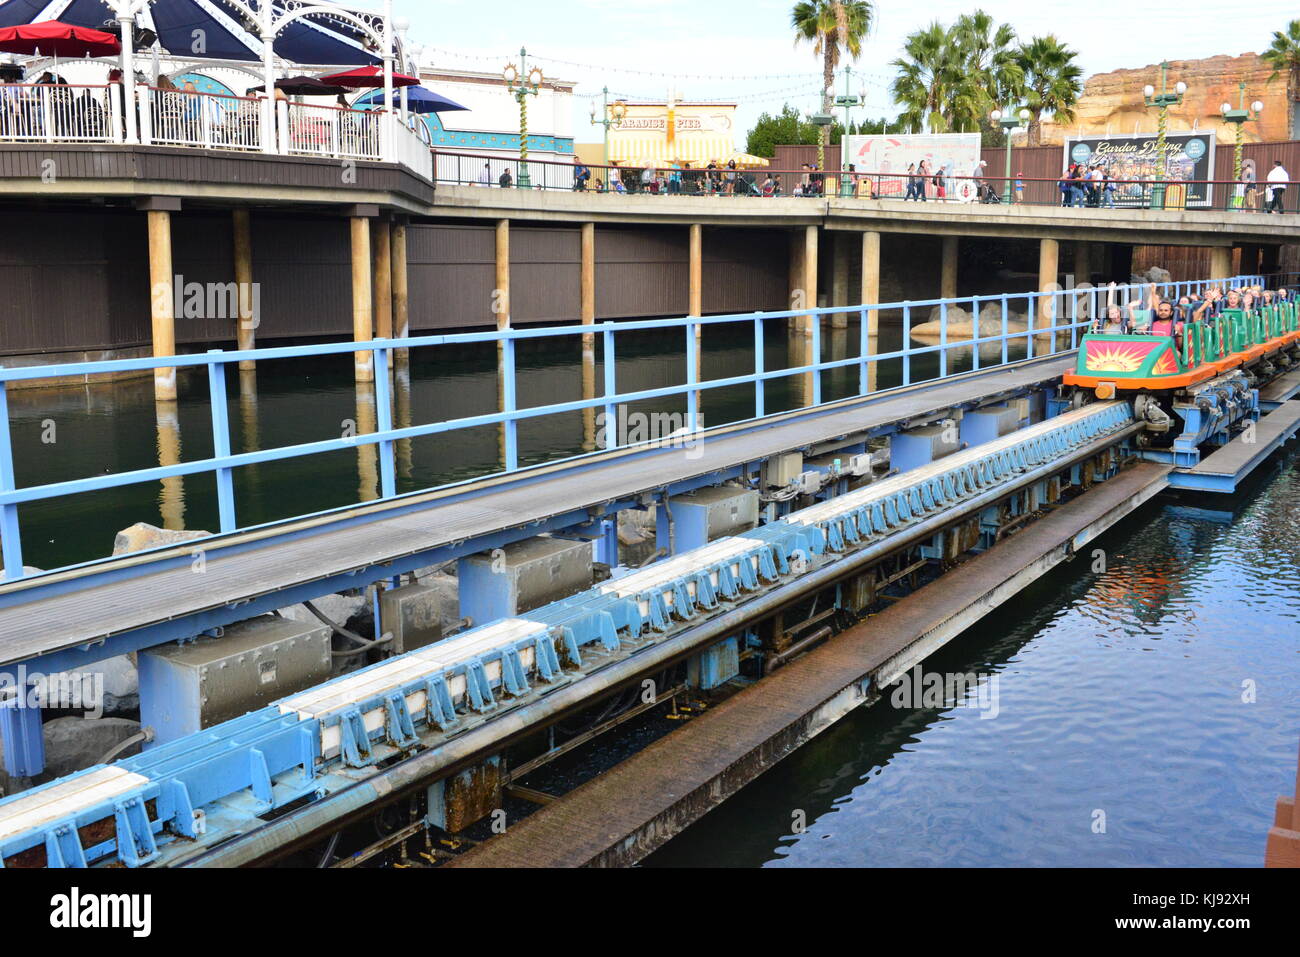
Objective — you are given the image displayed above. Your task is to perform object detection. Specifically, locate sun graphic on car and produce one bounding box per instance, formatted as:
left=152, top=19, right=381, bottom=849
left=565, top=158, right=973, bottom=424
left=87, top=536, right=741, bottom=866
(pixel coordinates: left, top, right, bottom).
left=1085, top=344, right=1151, bottom=372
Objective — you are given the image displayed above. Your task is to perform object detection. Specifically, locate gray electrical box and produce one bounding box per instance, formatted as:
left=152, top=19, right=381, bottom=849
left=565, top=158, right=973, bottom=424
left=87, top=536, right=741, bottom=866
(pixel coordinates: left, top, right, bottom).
left=139, top=616, right=332, bottom=746
left=761, top=452, right=803, bottom=489
left=380, top=582, right=444, bottom=654
left=662, top=485, right=760, bottom=551
left=458, top=536, right=594, bottom=625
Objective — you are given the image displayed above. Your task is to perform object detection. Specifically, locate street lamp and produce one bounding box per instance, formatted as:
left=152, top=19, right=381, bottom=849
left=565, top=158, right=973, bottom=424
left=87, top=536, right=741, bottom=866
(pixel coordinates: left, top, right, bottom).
left=834, top=65, right=863, bottom=197
left=1142, top=62, right=1187, bottom=209
left=1220, top=82, right=1263, bottom=205
left=589, top=86, right=627, bottom=166
left=503, top=47, right=544, bottom=189
left=990, top=106, right=1030, bottom=205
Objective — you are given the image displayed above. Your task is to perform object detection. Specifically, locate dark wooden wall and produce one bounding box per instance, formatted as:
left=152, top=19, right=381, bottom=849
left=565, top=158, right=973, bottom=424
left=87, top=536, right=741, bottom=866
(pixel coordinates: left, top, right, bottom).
left=0, top=210, right=791, bottom=355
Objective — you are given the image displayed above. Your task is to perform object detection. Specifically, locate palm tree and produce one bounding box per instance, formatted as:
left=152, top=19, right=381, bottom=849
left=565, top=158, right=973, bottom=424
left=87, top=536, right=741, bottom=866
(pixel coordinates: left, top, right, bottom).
left=890, top=22, right=959, bottom=133
left=951, top=11, right=1024, bottom=118
left=792, top=1, right=874, bottom=151
left=1016, top=35, right=1083, bottom=146
left=1261, top=19, right=1300, bottom=138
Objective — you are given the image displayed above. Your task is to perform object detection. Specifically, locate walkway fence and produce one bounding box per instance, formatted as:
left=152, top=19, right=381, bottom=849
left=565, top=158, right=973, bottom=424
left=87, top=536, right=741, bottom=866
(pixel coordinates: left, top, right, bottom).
left=0, top=83, right=431, bottom=178
left=432, top=148, right=1300, bottom=214
left=0, top=273, right=1267, bottom=582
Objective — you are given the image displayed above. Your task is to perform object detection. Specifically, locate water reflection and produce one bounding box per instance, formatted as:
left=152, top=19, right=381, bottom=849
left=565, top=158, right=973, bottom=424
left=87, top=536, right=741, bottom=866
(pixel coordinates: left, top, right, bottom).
left=154, top=401, right=184, bottom=530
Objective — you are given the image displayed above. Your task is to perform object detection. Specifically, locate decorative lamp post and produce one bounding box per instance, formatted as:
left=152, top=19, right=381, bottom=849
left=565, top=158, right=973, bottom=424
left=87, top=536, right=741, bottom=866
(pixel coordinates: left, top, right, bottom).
left=503, top=47, right=544, bottom=189
left=1220, top=83, right=1263, bottom=205
left=808, top=106, right=834, bottom=174
left=1142, top=62, right=1187, bottom=209
left=989, top=106, right=1030, bottom=205
left=589, top=86, right=626, bottom=166
left=834, top=65, right=863, bottom=197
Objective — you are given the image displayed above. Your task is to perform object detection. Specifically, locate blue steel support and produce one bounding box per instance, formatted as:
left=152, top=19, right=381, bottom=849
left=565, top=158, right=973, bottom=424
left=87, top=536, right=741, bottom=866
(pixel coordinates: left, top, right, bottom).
left=602, top=328, right=617, bottom=450
left=754, top=315, right=766, bottom=418
left=0, top=693, right=43, bottom=778
left=858, top=307, right=869, bottom=394
left=374, top=347, right=398, bottom=496
left=207, top=354, right=237, bottom=533
left=938, top=301, right=948, bottom=379
left=0, top=381, right=23, bottom=579
left=902, top=303, right=911, bottom=386
left=499, top=339, right=518, bottom=472
left=686, top=322, right=699, bottom=427
left=971, top=298, right=980, bottom=372
left=596, top=518, right=618, bottom=567
left=810, top=314, right=822, bottom=406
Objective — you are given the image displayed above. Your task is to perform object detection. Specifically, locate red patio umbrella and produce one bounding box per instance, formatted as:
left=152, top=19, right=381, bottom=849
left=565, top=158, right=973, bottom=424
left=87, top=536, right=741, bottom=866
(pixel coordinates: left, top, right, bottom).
left=317, top=65, right=418, bottom=89
left=0, top=21, right=121, bottom=58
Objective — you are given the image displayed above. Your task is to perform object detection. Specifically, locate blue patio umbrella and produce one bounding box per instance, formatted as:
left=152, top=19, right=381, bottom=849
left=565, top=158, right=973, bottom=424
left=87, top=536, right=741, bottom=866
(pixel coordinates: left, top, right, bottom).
left=354, top=85, right=468, bottom=114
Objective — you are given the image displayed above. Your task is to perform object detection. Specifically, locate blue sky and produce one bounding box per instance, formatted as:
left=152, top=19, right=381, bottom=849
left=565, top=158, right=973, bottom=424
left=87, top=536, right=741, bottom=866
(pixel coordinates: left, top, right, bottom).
left=399, top=0, right=1297, bottom=145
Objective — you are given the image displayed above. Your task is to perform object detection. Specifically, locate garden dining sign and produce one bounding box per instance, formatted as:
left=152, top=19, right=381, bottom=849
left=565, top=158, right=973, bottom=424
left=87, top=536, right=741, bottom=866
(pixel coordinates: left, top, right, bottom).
left=1065, top=131, right=1216, bottom=208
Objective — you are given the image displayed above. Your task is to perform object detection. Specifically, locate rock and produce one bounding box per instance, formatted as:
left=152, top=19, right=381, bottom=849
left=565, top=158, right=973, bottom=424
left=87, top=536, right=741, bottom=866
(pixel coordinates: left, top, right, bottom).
left=277, top=592, right=367, bottom=630
left=42, top=717, right=143, bottom=778
left=1037, top=53, right=1289, bottom=148
left=113, top=522, right=209, bottom=556
left=28, top=654, right=138, bottom=715
left=1131, top=267, right=1172, bottom=286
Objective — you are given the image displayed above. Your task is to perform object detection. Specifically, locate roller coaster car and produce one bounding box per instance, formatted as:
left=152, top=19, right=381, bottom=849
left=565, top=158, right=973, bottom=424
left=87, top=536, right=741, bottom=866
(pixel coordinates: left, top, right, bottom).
left=1062, top=305, right=1300, bottom=399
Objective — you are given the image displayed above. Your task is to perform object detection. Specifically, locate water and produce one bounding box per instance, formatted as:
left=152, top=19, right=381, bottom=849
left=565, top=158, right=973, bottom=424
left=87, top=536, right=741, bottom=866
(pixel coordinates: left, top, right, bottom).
left=8, top=317, right=1039, bottom=572
left=644, top=451, right=1300, bottom=867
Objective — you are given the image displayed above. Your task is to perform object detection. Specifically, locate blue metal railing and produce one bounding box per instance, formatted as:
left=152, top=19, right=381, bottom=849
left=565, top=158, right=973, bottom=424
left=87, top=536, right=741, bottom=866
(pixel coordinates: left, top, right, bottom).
left=0, top=274, right=1263, bottom=580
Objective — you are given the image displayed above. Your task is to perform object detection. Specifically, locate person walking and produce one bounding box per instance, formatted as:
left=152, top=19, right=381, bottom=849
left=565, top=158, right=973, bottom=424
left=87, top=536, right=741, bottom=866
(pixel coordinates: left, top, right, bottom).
left=498, top=167, right=513, bottom=188
left=904, top=163, right=918, bottom=201
left=916, top=160, right=930, bottom=202
left=478, top=163, right=491, bottom=186
left=1266, top=159, right=1289, bottom=213
left=1242, top=159, right=1258, bottom=211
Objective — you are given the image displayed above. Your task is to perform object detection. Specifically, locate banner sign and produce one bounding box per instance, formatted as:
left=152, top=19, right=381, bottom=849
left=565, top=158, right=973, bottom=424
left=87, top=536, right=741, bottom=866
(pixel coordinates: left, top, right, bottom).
left=1065, top=132, right=1216, bottom=207
left=842, top=132, right=983, bottom=200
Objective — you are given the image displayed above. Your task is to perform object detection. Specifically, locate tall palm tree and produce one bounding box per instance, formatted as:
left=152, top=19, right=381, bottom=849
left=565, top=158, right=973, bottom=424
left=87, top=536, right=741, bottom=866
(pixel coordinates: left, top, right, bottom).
left=1261, top=19, right=1300, bottom=138
left=1016, top=35, right=1083, bottom=146
left=951, top=10, right=1024, bottom=120
left=890, top=22, right=959, bottom=133
left=792, top=1, right=874, bottom=151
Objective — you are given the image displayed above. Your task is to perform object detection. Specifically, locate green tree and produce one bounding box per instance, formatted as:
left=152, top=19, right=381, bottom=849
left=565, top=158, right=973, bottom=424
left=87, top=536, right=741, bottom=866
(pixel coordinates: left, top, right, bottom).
left=746, top=104, right=821, bottom=156
left=1016, top=35, right=1083, bottom=146
left=792, top=0, right=874, bottom=151
left=1261, top=18, right=1300, bottom=137
left=890, top=13, right=1021, bottom=137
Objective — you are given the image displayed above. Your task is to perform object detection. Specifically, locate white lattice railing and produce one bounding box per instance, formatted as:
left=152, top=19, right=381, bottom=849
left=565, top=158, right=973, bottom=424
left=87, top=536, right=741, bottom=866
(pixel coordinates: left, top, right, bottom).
left=0, top=83, right=432, bottom=178
left=0, top=84, right=121, bottom=143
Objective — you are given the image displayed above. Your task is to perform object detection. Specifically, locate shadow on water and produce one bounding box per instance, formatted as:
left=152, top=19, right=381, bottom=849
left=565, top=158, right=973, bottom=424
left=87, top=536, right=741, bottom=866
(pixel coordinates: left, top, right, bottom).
left=641, top=446, right=1300, bottom=867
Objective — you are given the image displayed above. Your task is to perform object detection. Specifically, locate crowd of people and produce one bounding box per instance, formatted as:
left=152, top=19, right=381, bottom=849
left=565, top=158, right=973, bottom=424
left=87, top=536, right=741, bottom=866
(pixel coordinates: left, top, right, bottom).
left=1059, top=159, right=1292, bottom=212
left=1091, top=282, right=1291, bottom=344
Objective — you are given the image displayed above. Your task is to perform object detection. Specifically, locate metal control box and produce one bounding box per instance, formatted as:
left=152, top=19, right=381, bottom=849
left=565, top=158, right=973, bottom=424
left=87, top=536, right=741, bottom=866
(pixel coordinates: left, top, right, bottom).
left=139, top=616, right=332, bottom=746
left=380, top=582, right=444, bottom=655
left=891, top=422, right=962, bottom=472
left=761, top=452, right=803, bottom=489
left=661, top=485, right=759, bottom=552
left=458, top=536, right=594, bottom=625
left=960, top=406, right=1020, bottom=447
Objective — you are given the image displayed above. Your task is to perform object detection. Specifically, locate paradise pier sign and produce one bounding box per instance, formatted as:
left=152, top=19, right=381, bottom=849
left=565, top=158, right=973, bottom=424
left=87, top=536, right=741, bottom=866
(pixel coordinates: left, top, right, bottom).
left=1066, top=131, right=1216, bottom=208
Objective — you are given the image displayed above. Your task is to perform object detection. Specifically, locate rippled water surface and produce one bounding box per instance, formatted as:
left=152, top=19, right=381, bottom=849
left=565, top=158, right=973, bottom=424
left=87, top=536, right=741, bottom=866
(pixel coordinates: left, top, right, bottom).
left=646, top=451, right=1300, bottom=867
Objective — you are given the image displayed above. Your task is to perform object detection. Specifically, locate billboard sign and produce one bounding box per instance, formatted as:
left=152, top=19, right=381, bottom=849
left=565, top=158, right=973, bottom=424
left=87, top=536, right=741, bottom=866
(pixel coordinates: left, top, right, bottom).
left=842, top=132, right=984, bottom=201
left=1064, top=132, right=1216, bottom=207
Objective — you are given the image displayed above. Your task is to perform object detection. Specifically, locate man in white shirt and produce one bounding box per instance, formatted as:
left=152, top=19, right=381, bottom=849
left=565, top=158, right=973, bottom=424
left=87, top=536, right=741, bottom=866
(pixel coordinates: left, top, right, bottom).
left=477, top=163, right=491, bottom=186
left=1266, top=160, right=1290, bottom=213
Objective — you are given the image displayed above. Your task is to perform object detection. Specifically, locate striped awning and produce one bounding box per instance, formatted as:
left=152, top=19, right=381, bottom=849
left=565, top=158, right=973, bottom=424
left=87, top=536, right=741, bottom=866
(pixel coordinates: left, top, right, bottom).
left=608, top=134, right=735, bottom=168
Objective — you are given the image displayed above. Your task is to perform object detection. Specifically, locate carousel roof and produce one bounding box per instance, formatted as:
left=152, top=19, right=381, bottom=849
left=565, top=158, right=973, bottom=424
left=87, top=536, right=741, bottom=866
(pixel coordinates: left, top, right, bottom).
left=0, top=0, right=383, bottom=65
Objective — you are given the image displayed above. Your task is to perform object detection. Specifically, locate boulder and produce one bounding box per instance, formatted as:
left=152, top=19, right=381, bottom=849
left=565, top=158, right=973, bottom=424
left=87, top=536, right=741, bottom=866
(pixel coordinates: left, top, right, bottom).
left=113, top=522, right=209, bottom=556
left=277, top=591, right=367, bottom=630
left=42, top=717, right=143, bottom=778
